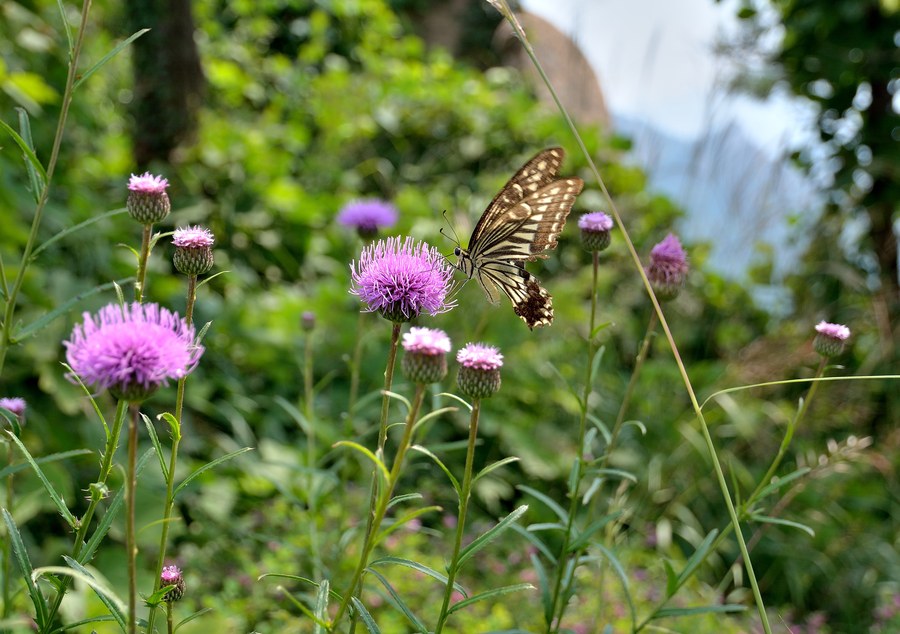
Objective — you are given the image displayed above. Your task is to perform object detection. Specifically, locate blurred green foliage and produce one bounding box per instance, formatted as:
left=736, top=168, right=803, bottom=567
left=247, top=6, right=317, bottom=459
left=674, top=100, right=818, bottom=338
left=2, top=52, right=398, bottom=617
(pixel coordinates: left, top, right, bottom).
left=1, top=0, right=896, bottom=631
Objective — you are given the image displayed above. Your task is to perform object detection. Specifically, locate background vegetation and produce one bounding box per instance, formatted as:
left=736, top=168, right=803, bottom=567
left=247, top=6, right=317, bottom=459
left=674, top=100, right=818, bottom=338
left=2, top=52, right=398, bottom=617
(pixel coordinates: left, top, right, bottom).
left=1, top=0, right=897, bottom=631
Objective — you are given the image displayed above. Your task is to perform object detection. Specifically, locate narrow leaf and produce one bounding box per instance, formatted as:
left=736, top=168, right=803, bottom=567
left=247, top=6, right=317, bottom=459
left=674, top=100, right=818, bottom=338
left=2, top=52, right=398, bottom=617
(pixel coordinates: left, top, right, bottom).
left=436, top=392, right=473, bottom=412
left=369, top=556, right=467, bottom=598
left=755, top=467, right=812, bottom=501
left=447, top=583, right=534, bottom=615
left=2, top=508, right=48, bottom=627
left=409, top=445, right=459, bottom=495
left=517, top=485, right=567, bottom=524
left=61, top=557, right=127, bottom=629
left=676, top=529, right=719, bottom=586
left=14, top=279, right=135, bottom=340
left=73, top=29, right=151, bottom=90
left=375, top=506, right=441, bottom=545
left=509, top=523, right=556, bottom=563
left=350, top=597, right=381, bottom=634
left=54, top=0, right=73, bottom=52
left=654, top=604, right=746, bottom=619
left=17, top=108, right=43, bottom=201
left=457, top=505, right=528, bottom=569
left=530, top=552, right=552, bottom=623
left=473, top=456, right=520, bottom=485
left=33, top=207, right=124, bottom=257
left=174, top=447, right=253, bottom=496
left=313, top=579, right=330, bottom=634
left=664, top=559, right=678, bottom=598
left=567, top=511, right=622, bottom=553
left=332, top=441, right=389, bottom=484
left=142, top=413, right=169, bottom=480
left=0, top=118, right=47, bottom=185
left=366, top=568, right=428, bottom=633
left=157, top=412, right=181, bottom=441
left=387, top=492, right=423, bottom=510
left=0, top=449, right=92, bottom=481
left=174, top=608, right=213, bottom=631
left=595, top=543, right=636, bottom=630
left=749, top=514, right=815, bottom=537
left=584, top=467, right=637, bottom=483
left=6, top=432, right=76, bottom=527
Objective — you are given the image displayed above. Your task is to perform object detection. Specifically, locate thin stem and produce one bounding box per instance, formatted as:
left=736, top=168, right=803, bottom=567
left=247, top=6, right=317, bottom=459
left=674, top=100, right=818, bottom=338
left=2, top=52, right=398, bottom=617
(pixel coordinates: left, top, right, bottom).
left=546, top=251, right=600, bottom=632
left=0, top=0, right=93, bottom=377
left=126, top=403, right=139, bottom=634
left=434, top=399, right=481, bottom=634
left=331, top=382, right=425, bottom=629
left=492, top=4, right=771, bottom=631
left=166, top=602, right=174, bottom=634
left=376, top=322, right=402, bottom=454
left=45, top=398, right=128, bottom=625
left=304, top=318, right=323, bottom=580
left=135, top=224, right=153, bottom=303
left=2, top=437, right=14, bottom=618
left=145, top=275, right=197, bottom=634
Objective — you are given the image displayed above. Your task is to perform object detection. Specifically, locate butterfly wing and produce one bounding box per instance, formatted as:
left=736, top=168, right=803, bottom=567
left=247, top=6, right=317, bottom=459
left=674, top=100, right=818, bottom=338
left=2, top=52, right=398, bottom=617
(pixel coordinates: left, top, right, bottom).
left=473, top=260, right=555, bottom=329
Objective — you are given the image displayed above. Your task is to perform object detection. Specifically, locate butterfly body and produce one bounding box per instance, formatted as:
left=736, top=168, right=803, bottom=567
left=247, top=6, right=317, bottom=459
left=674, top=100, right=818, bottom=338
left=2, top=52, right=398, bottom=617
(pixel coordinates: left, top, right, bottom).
left=455, top=147, right=584, bottom=329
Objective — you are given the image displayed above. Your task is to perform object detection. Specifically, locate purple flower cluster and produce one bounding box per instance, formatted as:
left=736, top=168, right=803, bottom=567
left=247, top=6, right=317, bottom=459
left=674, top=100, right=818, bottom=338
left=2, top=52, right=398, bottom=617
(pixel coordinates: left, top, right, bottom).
left=65, top=302, right=203, bottom=402
left=814, top=321, right=851, bottom=357
left=337, top=199, right=398, bottom=239
left=402, top=327, right=452, bottom=384
left=350, top=236, right=455, bottom=322
left=646, top=233, right=689, bottom=300
left=578, top=211, right=614, bottom=252
left=128, top=173, right=169, bottom=194
left=160, top=565, right=185, bottom=602
left=0, top=397, right=26, bottom=418
left=172, top=225, right=215, bottom=248
left=456, top=343, right=503, bottom=370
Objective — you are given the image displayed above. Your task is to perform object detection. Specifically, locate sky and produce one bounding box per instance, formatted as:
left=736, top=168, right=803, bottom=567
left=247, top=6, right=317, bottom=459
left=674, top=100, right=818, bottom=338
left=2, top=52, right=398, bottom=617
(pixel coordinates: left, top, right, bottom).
left=520, top=0, right=814, bottom=152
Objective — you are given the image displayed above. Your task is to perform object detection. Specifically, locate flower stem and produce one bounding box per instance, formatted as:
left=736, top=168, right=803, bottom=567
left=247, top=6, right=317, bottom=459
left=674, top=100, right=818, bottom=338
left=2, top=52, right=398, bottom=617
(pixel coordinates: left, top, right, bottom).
left=2, top=437, right=15, bottom=619
left=166, top=601, right=174, bottom=634
left=145, top=275, right=197, bottom=634
left=546, top=250, right=600, bottom=633
left=135, top=224, right=153, bottom=303
left=304, top=317, right=323, bottom=580
left=377, top=322, right=402, bottom=454
left=434, top=399, right=481, bottom=634
left=126, top=402, right=140, bottom=634
left=331, top=382, right=425, bottom=629
left=0, top=0, right=93, bottom=377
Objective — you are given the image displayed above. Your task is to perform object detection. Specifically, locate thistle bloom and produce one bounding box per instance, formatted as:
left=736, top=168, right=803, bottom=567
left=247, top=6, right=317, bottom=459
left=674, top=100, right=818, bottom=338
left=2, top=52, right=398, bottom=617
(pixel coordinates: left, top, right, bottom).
left=646, top=233, right=689, bottom=300
left=65, top=302, right=203, bottom=402
left=0, top=397, right=26, bottom=425
left=301, top=311, right=316, bottom=333
left=578, top=211, right=613, bottom=252
left=337, top=199, right=399, bottom=240
left=160, top=565, right=185, bottom=602
left=126, top=172, right=171, bottom=225
left=172, top=225, right=215, bottom=276
left=456, top=343, right=503, bottom=399
left=349, top=236, right=456, bottom=322
left=401, top=327, right=452, bottom=384
left=814, top=321, right=851, bottom=357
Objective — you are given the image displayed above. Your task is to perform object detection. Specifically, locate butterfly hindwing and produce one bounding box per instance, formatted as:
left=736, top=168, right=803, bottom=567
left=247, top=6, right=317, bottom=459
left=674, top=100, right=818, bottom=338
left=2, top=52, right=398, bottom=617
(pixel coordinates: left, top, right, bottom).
left=455, top=147, right=584, bottom=329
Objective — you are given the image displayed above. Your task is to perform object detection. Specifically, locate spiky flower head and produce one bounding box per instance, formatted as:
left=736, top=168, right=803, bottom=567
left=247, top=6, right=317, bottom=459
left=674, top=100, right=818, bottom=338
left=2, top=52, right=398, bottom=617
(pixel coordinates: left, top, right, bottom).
left=172, top=225, right=215, bottom=276
left=65, top=302, right=203, bottom=402
left=646, top=233, right=689, bottom=300
left=401, top=327, right=451, bottom=384
left=337, top=199, right=399, bottom=240
left=126, top=172, right=171, bottom=225
left=301, top=311, right=316, bottom=332
left=0, top=397, right=26, bottom=426
left=160, top=565, right=185, bottom=602
left=814, top=321, right=851, bottom=357
left=456, top=343, right=503, bottom=400
left=578, top=212, right=613, bottom=252
left=350, top=236, right=456, bottom=323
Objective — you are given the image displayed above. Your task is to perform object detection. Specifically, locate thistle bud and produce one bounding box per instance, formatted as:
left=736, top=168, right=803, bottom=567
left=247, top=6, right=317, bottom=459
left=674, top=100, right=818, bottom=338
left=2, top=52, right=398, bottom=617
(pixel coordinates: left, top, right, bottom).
left=160, top=565, right=185, bottom=603
left=456, top=343, right=503, bottom=400
left=645, top=233, right=688, bottom=301
left=401, top=327, right=451, bottom=384
left=578, top=212, right=613, bottom=252
left=126, top=173, right=171, bottom=225
left=172, top=226, right=215, bottom=276
left=813, top=321, right=850, bottom=357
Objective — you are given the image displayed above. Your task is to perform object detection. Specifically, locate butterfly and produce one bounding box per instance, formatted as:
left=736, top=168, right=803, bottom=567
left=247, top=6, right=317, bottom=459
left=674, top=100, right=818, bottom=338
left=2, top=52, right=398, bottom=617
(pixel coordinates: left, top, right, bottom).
left=454, top=147, right=584, bottom=329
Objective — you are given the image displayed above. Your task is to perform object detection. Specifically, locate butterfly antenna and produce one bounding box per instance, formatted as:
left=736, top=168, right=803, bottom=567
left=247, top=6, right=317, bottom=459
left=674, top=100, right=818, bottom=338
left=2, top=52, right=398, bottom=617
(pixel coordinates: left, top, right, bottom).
left=440, top=210, right=463, bottom=248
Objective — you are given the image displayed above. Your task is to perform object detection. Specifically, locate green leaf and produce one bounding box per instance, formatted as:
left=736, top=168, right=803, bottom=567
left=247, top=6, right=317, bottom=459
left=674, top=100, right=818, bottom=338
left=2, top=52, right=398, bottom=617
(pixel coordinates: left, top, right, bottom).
left=369, top=556, right=467, bottom=598
left=366, top=568, right=428, bottom=633
left=583, top=467, right=637, bottom=484
left=437, top=392, right=473, bottom=412
left=447, top=583, right=534, bottom=615
left=411, top=406, right=458, bottom=434
left=197, top=270, right=229, bottom=289
left=54, top=0, right=73, bottom=52
left=313, top=579, right=330, bottom=634
left=530, top=552, right=552, bottom=624
left=274, top=395, right=312, bottom=436
left=158, top=412, right=181, bottom=442
left=142, top=413, right=169, bottom=480
left=664, top=559, right=678, bottom=598
left=174, top=447, right=254, bottom=496
left=596, top=543, right=636, bottom=630
left=60, top=363, right=109, bottom=435
left=61, top=557, right=127, bottom=630
left=473, top=456, right=520, bottom=486
left=567, top=511, right=622, bottom=553
left=517, top=485, right=568, bottom=524
left=350, top=597, right=381, bottom=634
left=654, top=604, right=746, bottom=618
left=332, top=441, right=389, bottom=484
left=457, top=505, right=528, bottom=569
left=174, top=608, right=213, bottom=632
left=6, top=432, right=76, bottom=528
left=387, top=492, right=423, bottom=510
left=51, top=615, right=118, bottom=631
left=749, top=513, right=815, bottom=537
left=509, top=523, right=556, bottom=563
left=676, top=529, right=719, bottom=587
left=32, top=208, right=129, bottom=259
left=409, top=445, right=460, bottom=495
left=14, top=279, right=135, bottom=341
left=0, top=117, right=47, bottom=189
left=73, top=29, right=151, bottom=91
left=16, top=108, right=43, bottom=201
left=2, top=508, right=48, bottom=627
left=375, top=506, right=441, bottom=545
left=0, top=449, right=92, bottom=481
left=754, top=467, right=812, bottom=501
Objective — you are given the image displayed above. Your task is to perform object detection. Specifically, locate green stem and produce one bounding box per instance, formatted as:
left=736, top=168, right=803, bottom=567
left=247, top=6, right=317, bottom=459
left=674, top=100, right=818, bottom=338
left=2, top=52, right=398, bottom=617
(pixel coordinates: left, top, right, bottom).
left=135, top=224, right=153, bottom=303
left=546, top=250, right=600, bottom=632
left=0, top=0, right=93, bottom=377
left=126, top=403, right=139, bottom=634
left=145, top=276, right=197, bottom=633
left=45, top=399, right=128, bottom=626
left=331, top=382, right=425, bottom=629
left=2, top=437, right=14, bottom=619
left=304, top=317, right=323, bottom=580
left=434, top=399, right=481, bottom=634
left=166, top=601, right=174, bottom=634
left=492, top=4, right=771, bottom=631
left=376, top=322, right=402, bottom=454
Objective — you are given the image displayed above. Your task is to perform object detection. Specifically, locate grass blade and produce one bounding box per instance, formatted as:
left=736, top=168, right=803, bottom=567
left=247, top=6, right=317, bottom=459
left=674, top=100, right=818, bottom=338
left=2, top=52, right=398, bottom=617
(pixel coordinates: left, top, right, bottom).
left=73, top=29, right=151, bottom=91
left=370, top=556, right=467, bottom=598
left=350, top=597, right=381, bottom=634
left=447, top=583, right=534, bottom=615
left=457, top=505, right=528, bottom=569
left=16, top=108, right=44, bottom=201
left=6, top=432, right=76, bottom=528
left=2, top=508, right=48, bottom=627
left=174, top=447, right=253, bottom=496
left=367, top=568, right=427, bottom=633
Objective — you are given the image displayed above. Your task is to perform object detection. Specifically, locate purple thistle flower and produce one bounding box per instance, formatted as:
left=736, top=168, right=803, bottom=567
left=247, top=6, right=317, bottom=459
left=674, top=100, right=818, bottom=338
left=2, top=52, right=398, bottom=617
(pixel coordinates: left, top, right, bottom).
left=578, top=211, right=613, bottom=252
left=126, top=172, right=171, bottom=225
left=646, top=233, right=689, bottom=300
left=64, top=302, right=203, bottom=402
left=349, top=236, right=456, bottom=322
left=160, top=565, right=185, bottom=602
left=301, top=311, right=316, bottom=332
left=814, top=321, right=851, bottom=357
left=172, top=225, right=215, bottom=276
left=456, top=342, right=503, bottom=399
left=402, top=327, right=452, bottom=384
left=337, top=199, right=399, bottom=240
left=0, top=397, right=26, bottom=426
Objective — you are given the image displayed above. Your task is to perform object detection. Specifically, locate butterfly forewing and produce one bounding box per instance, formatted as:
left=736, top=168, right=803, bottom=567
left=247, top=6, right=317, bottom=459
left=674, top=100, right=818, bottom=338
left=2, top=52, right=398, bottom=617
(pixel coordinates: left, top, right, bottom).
left=456, top=147, right=584, bottom=329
